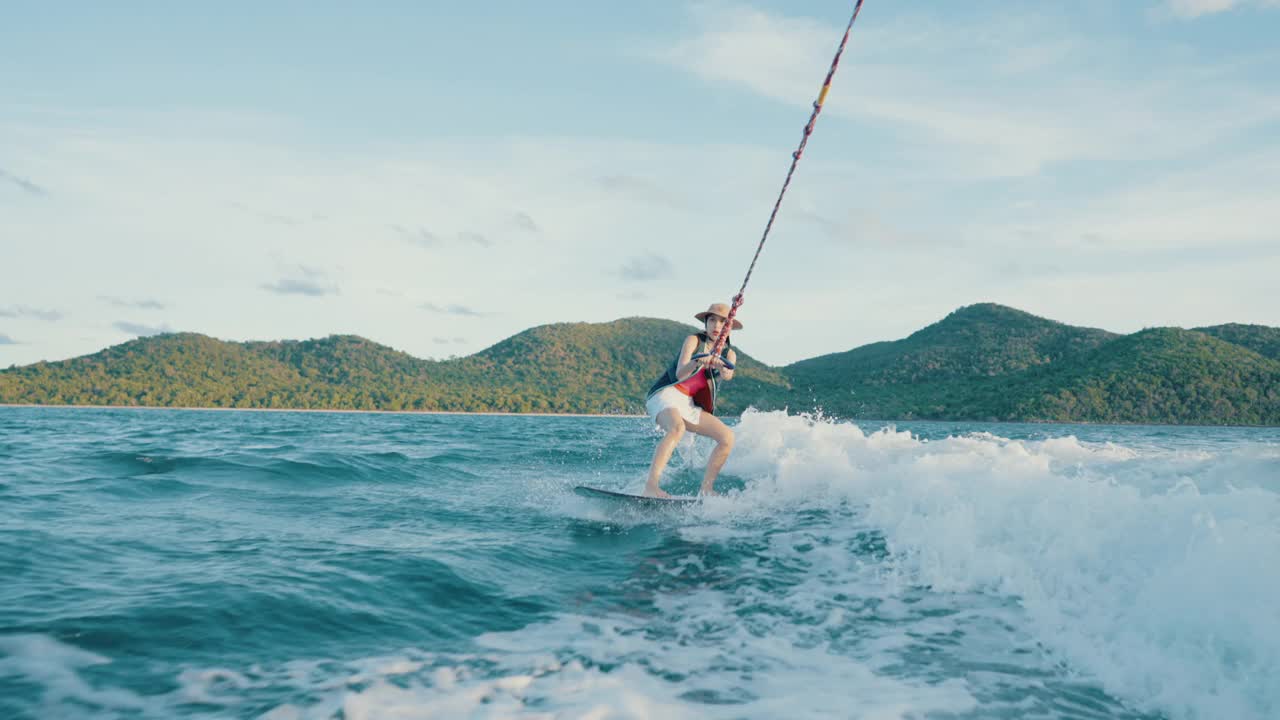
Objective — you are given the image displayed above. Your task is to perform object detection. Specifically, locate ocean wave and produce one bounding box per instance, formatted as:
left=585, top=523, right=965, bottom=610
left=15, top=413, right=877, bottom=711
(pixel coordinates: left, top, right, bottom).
left=722, top=409, right=1280, bottom=720
left=3, top=408, right=1276, bottom=719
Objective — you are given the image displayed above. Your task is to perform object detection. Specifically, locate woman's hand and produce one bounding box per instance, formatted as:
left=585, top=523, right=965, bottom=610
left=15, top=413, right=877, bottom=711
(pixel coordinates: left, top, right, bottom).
left=721, top=350, right=737, bottom=381
left=692, top=352, right=728, bottom=369
left=701, top=354, right=734, bottom=381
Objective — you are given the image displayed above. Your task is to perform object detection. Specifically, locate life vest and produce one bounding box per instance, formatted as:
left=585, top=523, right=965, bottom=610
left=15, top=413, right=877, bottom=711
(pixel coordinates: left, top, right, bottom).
left=645, top=333, right=730, bottom=415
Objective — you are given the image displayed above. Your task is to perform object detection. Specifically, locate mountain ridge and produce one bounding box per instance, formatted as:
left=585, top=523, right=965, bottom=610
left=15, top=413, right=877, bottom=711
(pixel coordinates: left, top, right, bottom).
left=2, top=304, right=1277, bottom=424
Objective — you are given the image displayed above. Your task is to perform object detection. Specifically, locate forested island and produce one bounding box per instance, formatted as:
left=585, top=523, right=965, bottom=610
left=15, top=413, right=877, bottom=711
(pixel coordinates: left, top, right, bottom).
left=3, top=304, right=1277, bottom=425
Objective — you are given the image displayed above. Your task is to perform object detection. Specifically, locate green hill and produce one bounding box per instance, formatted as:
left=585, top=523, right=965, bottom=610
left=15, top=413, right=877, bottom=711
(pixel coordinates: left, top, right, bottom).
left=789, top=303, right=1115, bottom=385
left=780, top=303, right=1118, bottom=420
left=1193, top=323, right=1280, bottom=361
left=1006, top=327, right=1280, bottom=424
left=0, top=333, right=303, bottom=408
left=2, top=305, right=1276, bottom=425
left=772, top=308, right=1280, bottom=424
left=0, top=318, right=789, bottom=414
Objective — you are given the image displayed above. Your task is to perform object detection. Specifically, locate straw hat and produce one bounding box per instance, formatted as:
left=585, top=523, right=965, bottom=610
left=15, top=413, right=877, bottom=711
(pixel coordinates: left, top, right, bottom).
left=695, top=302, right=743, bottom=330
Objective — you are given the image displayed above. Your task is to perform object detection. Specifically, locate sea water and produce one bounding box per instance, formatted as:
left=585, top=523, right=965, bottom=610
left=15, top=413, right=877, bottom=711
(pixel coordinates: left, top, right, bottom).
left=1, top=407, right=1277, bottom=720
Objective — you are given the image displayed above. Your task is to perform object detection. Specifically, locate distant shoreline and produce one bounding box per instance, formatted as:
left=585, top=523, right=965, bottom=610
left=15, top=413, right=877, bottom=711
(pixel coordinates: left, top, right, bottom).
left=3, top=403, right=1276, bottom=429
left=0, top=403, right=646, bottom=418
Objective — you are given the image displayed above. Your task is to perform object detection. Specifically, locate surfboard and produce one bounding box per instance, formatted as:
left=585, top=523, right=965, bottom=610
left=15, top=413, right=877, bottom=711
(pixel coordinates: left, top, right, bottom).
left=573, top=485, right=700, bottom=505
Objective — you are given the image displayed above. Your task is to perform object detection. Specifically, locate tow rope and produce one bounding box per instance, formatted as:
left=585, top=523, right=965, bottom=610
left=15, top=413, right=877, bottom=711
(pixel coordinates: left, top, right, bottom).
left=709, top=0, right=866, bottom=361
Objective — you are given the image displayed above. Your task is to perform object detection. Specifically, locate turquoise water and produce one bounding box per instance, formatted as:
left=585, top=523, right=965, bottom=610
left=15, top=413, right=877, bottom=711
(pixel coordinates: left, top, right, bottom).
left=2, top=407, right=1278, bottom=719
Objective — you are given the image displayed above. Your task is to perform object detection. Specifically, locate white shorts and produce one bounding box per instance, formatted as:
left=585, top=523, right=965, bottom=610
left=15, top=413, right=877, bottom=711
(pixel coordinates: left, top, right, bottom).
left=645, top=386, right=703, bottom=426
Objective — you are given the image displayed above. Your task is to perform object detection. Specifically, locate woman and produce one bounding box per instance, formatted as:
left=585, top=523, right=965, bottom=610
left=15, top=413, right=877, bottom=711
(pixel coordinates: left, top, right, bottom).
left=643, top=302, right=740, bottom=498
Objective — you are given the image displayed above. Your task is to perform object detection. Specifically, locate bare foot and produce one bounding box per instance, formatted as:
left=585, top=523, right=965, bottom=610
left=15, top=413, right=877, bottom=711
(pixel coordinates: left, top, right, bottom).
left=699, top=486, right=718, bottom=497
left=644, top=486, right=672, bottom=499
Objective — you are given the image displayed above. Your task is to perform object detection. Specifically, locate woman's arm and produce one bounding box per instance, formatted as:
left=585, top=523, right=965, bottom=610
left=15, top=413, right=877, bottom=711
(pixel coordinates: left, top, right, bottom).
left=673, top=335, right=703, bottom=380
left=718, top=349, right=737, bottom=381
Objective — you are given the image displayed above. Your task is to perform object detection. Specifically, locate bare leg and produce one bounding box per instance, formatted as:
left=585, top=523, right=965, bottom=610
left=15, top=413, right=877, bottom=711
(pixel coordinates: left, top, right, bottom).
left=643, top=409, right=686, bottom=498
left=684, top=413, right=735, bottom=495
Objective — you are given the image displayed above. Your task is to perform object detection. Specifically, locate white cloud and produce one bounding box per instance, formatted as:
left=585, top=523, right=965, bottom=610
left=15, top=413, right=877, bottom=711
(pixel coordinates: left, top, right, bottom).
left=654, top=6, right=1085, bottom=176
left=261, top=277, right=338, bottom=297
left=974, top=146, right=1280, bottom=255
left=0, top=306, right=63, bottom=321
left=655, top=4, right=1280, bottom=178
left=390, top=224, right=442, bottom=248
left=261, top=266, right=340, bottom=297
left=1169, top=0, right=1238, bottom=17
left=114, top=321, right=171, bottom=337
left=0, top=167, right=49, bottom=196
left=617, top=254, right=674, bottom=282
left=1166, top=0, right=1280, bottom=18
left=100, top=296, right=166, bottom=310
left=422, top=303, right=487, bottom=317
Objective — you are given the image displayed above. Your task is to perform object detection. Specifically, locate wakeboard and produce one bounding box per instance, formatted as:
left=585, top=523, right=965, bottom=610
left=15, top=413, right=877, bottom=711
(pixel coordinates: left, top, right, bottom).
left=573, top=485, right=700, bottom=505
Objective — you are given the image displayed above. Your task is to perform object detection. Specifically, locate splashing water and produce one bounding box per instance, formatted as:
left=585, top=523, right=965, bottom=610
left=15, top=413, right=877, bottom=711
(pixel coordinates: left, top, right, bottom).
left=1, top=407, right=1276, bottom=719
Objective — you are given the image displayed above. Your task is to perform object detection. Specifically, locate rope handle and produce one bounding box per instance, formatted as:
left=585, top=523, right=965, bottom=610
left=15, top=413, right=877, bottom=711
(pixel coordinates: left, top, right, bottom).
left=691, top=352, right=736, bottom=371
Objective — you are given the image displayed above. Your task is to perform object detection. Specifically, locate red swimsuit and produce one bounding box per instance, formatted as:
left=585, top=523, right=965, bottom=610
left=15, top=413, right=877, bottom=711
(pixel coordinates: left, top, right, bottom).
left=673, top=367, right=710, bottom=398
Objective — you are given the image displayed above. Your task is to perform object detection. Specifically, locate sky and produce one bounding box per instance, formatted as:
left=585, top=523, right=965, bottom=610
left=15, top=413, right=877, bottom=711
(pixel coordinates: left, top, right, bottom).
left=2, top=0, right=1278, bottom=368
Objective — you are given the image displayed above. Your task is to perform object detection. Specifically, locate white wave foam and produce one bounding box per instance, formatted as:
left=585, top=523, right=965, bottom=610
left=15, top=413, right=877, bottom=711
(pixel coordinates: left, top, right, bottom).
left=0, top=634, right=149, bottom=716
left=337, top=658, right=696, bottom=720
left=263, top=616, right=976, bottom=720
left=720, top=410, right=1280, bottom=720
